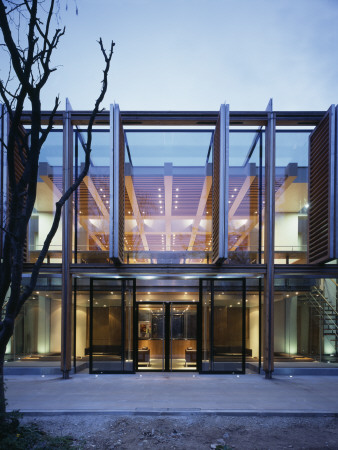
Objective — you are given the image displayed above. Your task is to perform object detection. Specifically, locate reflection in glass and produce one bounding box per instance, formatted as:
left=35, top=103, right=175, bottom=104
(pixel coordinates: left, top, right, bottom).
left=227, top=130, right=264, bottom=264
left=125, top=130, right=213, bottom=264
left=274, top=277, right=338, bottom=365
left=275, top=130, right=312, bottom=264
left=138, top=304, right=164, bottom=370
left=170, top=304, right=197, bottom=370
left=28, top=130, right=63, bottom=263
left=74, top=129, right=110, bottom=263
left=5, top=276, right=62, bottom=364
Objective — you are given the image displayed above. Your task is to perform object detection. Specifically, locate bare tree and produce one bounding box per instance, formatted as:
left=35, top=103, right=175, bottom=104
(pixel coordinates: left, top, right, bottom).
left=0, top=0, right=114, bottom=414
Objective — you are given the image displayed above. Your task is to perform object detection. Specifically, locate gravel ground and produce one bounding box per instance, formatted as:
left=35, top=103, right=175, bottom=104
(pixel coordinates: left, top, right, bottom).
left=21, top=415, right=338, bottom=449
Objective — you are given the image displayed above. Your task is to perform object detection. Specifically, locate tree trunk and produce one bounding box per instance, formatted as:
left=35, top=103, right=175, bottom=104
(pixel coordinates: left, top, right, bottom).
left=0, top=354, right=5, bottom=415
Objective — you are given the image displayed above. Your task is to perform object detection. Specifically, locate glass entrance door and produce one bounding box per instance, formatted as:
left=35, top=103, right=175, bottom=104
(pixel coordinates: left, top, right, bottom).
left=89, top=278, right=135, bottom=373
left=200, top=278, right=247, bottom=374
left=137, top=302, right=198, bottom=371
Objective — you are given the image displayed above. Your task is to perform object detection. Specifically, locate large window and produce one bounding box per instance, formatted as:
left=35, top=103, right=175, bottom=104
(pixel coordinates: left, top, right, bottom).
left=274, top=277, right=338, bottom=365
left=5, top=276, right=62, bottom=364
left=274, top=130, right=312, bottom=264
left=28, top=130, right=63, bottom=263
left=124, top=130, right=213, bottom=264
left=227, top=130, right=264, bottom=264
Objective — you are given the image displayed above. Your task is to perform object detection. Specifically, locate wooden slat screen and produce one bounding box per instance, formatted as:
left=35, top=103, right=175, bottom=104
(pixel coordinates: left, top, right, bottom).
left=212, top=113, right=221, bottom=263
left=308, top=105, right=336, bottom=264
left=118, top=113, right=125, bottom=263
left=212, top=104, right=229, bottom=264
left=110, top=104, right=124, bottom=264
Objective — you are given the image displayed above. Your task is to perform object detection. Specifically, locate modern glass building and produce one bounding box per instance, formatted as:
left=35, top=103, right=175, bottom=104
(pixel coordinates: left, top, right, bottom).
left=1, top=101, right=338, bottom=377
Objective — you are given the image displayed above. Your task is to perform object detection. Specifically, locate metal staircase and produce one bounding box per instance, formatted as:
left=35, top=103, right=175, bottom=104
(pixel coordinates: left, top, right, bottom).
left=307, top=282, right=338, bottom=356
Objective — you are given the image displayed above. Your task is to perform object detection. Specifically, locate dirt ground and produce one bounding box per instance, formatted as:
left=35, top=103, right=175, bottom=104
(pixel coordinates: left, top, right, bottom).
left=22, top=415, right=338, bottom=449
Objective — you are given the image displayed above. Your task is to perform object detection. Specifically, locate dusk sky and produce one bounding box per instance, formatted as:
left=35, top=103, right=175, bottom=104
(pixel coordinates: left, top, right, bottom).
left=8, top=0, right=338, bottom=111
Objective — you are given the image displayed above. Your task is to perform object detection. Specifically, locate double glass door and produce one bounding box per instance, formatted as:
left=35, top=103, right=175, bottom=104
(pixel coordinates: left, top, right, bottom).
left=137, top=302, right=197, bottom=371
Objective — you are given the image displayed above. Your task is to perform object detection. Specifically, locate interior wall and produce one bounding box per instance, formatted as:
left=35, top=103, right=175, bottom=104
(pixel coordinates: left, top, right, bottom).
left=249, top=306, right=259, bottom=358
left=76, top=305, right=87, bottom=356
left=274, top=298, right=286, bottom=353
left=50, top=299, right=61, bottom=353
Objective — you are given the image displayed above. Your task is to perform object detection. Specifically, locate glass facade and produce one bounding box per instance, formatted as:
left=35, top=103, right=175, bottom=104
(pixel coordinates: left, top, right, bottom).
left=3, top=107, right=337, bottom=376
left=124, top=130, right=213, bottom=264
left=274, top=277, right=338, bottom=365
left=5, top=276, right=62, bottom=364
left=274, top=131, right=312, bottom=264
left=228, top=130, right=264, bottom=264
left=74, top=129, right=111, bottom=263
left=28, top=130, right=63, bottom=263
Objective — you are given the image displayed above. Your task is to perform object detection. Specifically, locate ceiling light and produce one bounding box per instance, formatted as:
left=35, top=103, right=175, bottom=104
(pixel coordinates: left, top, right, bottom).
left=176, top=188, right=179, bottom=191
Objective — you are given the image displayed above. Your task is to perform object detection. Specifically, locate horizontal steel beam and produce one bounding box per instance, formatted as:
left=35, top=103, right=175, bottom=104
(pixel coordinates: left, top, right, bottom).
left=19, top=110, right=327, bottom=127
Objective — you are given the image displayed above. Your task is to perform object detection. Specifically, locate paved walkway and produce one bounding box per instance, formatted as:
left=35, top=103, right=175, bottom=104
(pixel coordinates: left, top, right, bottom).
left=5, top=373, right=338, bottom=416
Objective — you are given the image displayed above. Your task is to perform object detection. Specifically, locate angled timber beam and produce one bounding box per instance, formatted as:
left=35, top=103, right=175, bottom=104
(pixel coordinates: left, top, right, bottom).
left=229, top=175, right=256, bottom=220
left=187, top=176, right=212, bottom=251
left=125, top=175, right=149, bottom=251
left=164, top=163, right=173, bottom=251
left=230, top=173, right=296, bottom=252
left=40, top=175, right=62, bottom=201
left=83, top=175, right=109, bottom=218
left=79, top=217, right=106, bottom=251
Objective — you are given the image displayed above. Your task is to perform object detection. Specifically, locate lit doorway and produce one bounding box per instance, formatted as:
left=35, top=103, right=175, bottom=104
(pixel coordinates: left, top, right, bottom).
left=137, top=302, right=198, bottom=371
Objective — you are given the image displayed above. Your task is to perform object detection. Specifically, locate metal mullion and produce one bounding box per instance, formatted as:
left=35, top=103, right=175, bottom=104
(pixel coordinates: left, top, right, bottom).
left=210, top=279, right=214, bottom=372
left=258, top=132, right=263, bottom=264
left=133, top=279, right=137, bottom=372
left=242, top=278, right=246, bottom=374
left=74, top=131, right=78, bottom=263
left=121, top=280, right=125, bottom=372
left=89, top=278, right=93, bottom=373
left=73, top=277, right=77, bottom=373
left=197, top=279, right=202, bottom=372
left=165, top=302, right=170, bottom=372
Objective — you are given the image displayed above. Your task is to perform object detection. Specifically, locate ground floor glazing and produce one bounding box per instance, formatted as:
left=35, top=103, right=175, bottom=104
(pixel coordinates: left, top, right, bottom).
left=4, top=274, right=338, bottom=374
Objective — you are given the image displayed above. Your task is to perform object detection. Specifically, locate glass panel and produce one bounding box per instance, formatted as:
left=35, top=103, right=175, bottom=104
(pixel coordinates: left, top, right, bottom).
left=124, top=280, right=134, bottom=372
left=170, top=304, right=197, bottom=370
left=5, top=276, right=62, bottom=365
left=246, top=278, right=261, bottom=372
left=138, top=304, right=164, bottom=370
left=213, top=279, right=244, bottom=372
left=124, top=130, right=213, bottom=264
left=74, top=129, right=110, bottom=264
left=228, top=130, right=264, bottom=264
left=28, top=130, right=63, bottom=263
left=274, top=130, right=312, bottom=264
left=201, top=280, right=211, bottom=371
left=91, top=280, right=122, bottom=372
left=274, top=277, right=338, bottom=366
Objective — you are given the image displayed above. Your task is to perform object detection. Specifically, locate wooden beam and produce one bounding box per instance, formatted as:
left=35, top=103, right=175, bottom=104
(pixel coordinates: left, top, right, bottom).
left=187, top=176, right=212, bottom=251
left=40, top=175, right=62, bottom=200
left=79, top=217, right=106, bottom=251
left=229, top=175, right=256, bottom=220
left=83, top=175, right=109, bottom=218
left=125, top=175, right=149, bottom=251
left=164, top=175, right=173, bottom=250
left=230, top=175, right=296, bottom=252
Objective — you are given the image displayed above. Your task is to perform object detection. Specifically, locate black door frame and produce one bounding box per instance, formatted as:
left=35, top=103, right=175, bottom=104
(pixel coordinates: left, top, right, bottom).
left=199, top=277, right=247, bottom=374
left=136, top=301, right=200, bottom=372
left=89, top=277, right=136, bottom=374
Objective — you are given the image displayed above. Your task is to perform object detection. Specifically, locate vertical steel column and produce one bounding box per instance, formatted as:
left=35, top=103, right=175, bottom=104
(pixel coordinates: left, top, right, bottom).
left=61, top=99, right=73, bottom=379
left=263, top=99, right=276, bottom=379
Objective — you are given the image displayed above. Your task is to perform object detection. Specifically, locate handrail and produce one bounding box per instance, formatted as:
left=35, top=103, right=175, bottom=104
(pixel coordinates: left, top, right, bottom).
left=308, top=292, right=338, bottom=339
left=312, top=286, right=338, bottom=316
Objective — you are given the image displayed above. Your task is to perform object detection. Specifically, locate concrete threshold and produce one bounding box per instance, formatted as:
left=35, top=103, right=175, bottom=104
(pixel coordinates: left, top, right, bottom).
left=14, top=409, right=338, bottom=417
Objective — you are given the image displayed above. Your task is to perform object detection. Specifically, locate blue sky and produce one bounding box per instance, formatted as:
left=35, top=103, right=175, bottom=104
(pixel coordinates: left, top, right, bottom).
left=35, top=0, right=338, bottom=111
